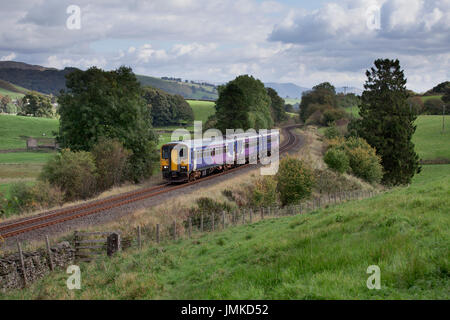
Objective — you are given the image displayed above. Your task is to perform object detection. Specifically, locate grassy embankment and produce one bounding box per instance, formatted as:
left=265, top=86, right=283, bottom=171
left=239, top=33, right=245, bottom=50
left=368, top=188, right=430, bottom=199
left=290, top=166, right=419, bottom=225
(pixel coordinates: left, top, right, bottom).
left=0, top=114, right=58, bottom=196
left=1, top=163, right=448, bottom=300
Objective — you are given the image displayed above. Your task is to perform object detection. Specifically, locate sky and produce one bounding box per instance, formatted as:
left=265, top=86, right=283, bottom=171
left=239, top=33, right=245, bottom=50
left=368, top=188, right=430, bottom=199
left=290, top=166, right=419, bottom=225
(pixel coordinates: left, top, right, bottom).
left=0, top=0, right=449, bottom=92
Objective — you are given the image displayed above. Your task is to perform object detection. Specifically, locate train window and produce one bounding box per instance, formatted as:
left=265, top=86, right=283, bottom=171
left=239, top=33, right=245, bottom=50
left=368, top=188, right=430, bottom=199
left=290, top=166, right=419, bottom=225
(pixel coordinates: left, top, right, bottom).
left=245, top=140, right=249, bottom=148
left=179, top=148, right=184, bottom=157
left=162, top=146, right=170, bottom=159
left=268, top=135, right=272, bottom=144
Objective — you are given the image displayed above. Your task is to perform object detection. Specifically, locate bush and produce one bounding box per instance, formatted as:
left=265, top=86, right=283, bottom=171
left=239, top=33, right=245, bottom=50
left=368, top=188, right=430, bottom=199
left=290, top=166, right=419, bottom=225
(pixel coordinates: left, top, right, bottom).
left=324, top=148, right=350, bottom=173
left=313, top=169, right=361, bottom=194
left=250, top=176, right=279, bottom=207
left=188, top=197, right=233, bottom=229
left=29, top=181, right=64, bottom=210
left=40, top=149, right=97, bottom=201
left=346, top=146, right=383, bottom=184
left=324, top=125, right=341, bottom=139
left=8, top=182, right=34, bottom=213
left=91, top=138, right=131, bottom=192
left=325, top=137, right=383, bottom=184
left=322, top=108, right=347, bottom=125
left=424, top=98, right=446, bottom=115
left=276, top=157, right=314, bottom=206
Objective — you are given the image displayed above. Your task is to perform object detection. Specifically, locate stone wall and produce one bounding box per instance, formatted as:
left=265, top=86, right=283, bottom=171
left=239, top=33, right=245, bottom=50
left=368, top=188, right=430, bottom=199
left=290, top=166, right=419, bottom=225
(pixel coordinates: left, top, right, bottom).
left=0, top=241, right=75, bottom=292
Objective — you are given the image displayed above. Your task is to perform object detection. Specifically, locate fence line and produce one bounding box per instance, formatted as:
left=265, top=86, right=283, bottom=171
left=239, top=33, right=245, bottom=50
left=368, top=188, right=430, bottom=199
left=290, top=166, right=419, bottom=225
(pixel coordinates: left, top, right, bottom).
left=127, top=188, right=380, bottom=251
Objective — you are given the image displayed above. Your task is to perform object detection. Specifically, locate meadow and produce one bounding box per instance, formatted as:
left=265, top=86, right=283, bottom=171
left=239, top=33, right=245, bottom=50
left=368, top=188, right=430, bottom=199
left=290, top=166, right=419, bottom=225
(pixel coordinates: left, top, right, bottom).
left=186, top=99, right=215, bottom=124
left=421, top=95, right=443, bottom=103
left=0, top=114, right=58, bottom=150
left=412, top=115, right=449, bottom=161
left=2, top=163, right=448, bottom=300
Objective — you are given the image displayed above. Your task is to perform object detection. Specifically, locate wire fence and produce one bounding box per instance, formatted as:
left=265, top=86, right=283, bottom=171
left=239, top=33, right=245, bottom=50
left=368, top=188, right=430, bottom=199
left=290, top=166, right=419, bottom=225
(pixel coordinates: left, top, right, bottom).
left=120, top=188, right=380, bottom=253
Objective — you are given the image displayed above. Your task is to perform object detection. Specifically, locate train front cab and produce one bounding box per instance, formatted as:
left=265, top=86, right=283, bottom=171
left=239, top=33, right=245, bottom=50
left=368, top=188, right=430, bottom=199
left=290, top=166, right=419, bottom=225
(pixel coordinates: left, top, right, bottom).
left=161, top=143, right=190, bottom=182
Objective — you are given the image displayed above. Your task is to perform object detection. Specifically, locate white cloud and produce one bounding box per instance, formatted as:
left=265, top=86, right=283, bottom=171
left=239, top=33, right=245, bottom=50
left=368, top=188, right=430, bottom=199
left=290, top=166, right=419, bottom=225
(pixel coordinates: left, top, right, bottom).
left=0, top=52, right=16, bottom=61
left=0, top=0, right=448, bottom=92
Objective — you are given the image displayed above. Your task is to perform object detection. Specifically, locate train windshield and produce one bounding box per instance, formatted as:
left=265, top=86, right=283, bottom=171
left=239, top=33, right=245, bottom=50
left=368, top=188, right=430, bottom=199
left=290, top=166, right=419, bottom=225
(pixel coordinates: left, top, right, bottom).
left=162, top=146, right=171, bottom=159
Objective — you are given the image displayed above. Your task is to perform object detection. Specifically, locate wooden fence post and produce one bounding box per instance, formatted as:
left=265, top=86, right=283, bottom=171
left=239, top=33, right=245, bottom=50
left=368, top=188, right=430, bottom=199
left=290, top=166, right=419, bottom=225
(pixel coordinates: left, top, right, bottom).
left=188, top=217, right=192, bottom=238
left=222, top=211, right=225, bottom=229
left=156, top=224, right=160, bottom=244
left=242, top=209, right=245, bottom=224
left=16, top=239, right=27, bottom=287
left=173, top=220, right=177, bottom=240
left=261, top=207, right=264, bottom=220
left=201, top=214, right=204, bottom=232
left=137, top=225, right=142, bottom=250
left=211, top=213, right=215, bottom=232
left=45, top=235, right=54, bottom=271
left=249, top=209, right=253, bottom=223
left=107, top=232, right=121, bottom=257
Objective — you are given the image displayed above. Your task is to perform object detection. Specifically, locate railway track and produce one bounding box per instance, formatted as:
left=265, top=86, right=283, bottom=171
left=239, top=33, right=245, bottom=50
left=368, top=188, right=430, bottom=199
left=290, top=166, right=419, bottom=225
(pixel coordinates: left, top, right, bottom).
left=0, top=125, right=299, bottom=239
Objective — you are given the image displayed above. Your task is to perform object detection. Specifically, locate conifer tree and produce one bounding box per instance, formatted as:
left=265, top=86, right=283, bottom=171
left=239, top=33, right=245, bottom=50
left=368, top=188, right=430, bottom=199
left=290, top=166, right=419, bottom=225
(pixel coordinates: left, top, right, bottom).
left=353, top=59, right=420, bottom=185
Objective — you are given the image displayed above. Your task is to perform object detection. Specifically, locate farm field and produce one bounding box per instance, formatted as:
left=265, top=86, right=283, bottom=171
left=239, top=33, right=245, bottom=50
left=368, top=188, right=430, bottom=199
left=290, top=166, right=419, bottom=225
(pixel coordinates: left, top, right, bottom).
left=421, top=95, right=443, bottom=103
left=284, top=98, right=301, bottom=105
left=186, top=100, right=215, bottom=124
left=0, top=114, right=58, bottom=150
left=413, top=115, right=450, bottom=161
left=2, top=163, right=448, bottom=300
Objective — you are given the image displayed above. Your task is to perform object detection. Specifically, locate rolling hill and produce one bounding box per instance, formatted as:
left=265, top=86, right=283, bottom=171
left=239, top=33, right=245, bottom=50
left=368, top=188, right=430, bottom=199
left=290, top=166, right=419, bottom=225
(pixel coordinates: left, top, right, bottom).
left=136, top=75, right=218, bottom=100
left=264, top=82, right=309, bottom=99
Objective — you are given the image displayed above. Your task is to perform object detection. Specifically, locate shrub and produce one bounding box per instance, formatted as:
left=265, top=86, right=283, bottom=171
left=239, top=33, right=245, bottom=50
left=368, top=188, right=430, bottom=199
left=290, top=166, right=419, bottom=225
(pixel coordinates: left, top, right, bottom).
left=324, top=125, right=341, bottom=139
left=8, top=182, right=34, bottom=213
left=40, top=149, right=97, bottom=201
left=188, top=197, right=233, bottom=229
left=250, top=176, right=279, bottom=207
left=423, top=98, right=446, bottom=115
left=276, top=157, right=314, bottom=206
left=91, top=138, right=131, bottom=192
left=325, top=137, right=383, bottom=184
left=29, top=181, right=64, bottom=210
left=347, top=146, right=383, bottom=184
left=324, top=148, right=350, bottom=173
left=322, top=108, right=347, bottom=125
left=313, top=169, right=361, bottom=194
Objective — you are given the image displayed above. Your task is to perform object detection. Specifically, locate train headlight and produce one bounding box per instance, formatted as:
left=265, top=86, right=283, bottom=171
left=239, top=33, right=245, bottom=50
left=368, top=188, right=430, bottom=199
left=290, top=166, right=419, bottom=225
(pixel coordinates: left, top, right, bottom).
left=163, top=165, right=169, bottom=170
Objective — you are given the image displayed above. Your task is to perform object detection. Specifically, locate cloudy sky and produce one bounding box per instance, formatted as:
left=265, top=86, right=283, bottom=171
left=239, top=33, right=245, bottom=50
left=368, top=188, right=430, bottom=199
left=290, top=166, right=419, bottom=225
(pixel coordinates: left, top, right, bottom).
left=0, top=0, right=449, bottom=92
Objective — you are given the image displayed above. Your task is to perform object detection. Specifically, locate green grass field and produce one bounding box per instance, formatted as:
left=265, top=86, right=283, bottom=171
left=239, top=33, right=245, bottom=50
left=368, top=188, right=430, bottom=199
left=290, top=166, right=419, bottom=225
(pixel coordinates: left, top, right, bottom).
left=0, top=152, right=55, bottom=164
left=413, top=115, right=450, bottom=160
left=186, top=100, right=215, bottom=124
left=284, top=98, right=301, bottom=105
left=0, top=114, right=59, bottom=150
left=421, top=95, right=443, bottom=103
left=2, top=164, right=448, bottom=300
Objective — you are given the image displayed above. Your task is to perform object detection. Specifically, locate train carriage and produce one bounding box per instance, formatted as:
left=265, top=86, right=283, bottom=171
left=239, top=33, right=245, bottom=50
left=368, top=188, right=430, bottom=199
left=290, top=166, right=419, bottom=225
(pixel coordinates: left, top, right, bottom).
left=161, top=130, right=279, bottom=182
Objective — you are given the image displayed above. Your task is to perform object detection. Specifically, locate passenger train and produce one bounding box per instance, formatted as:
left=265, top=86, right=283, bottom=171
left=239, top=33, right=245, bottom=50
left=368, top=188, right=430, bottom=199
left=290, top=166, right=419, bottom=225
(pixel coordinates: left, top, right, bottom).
left=160, top=130, right=279, bottom=182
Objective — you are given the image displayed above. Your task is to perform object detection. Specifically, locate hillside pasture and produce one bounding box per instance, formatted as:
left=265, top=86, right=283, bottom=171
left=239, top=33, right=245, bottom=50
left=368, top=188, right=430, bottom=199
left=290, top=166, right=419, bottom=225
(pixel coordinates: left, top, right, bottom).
left=0, top=114, right=58, bottom=150
left=421, top=95, right=443, bottom=103
left=413, top=115, right=450, bottom=161
left=186, top=100, right=216, bottom=124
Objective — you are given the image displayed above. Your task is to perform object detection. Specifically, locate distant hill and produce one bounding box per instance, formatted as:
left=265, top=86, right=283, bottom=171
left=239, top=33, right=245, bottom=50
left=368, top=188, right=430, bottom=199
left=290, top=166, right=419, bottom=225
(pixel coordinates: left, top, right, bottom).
left=264, top=82, right=309, bottom=99
left=0, top=79, right=29, bottom=100
left=0, top=62, right=77, bottom=95
left=424, top=81, right=449, bottom=96
left=0, top=61, right=56, bottom=71
left=136, top=75, right=218, bottom=100
left=0, top=61, right=219, bottom=99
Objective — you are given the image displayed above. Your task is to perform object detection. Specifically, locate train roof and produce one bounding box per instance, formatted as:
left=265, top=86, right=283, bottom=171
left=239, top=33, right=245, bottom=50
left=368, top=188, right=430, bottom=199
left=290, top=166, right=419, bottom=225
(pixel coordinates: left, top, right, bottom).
left=162, top=130, right=279, bottom=149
